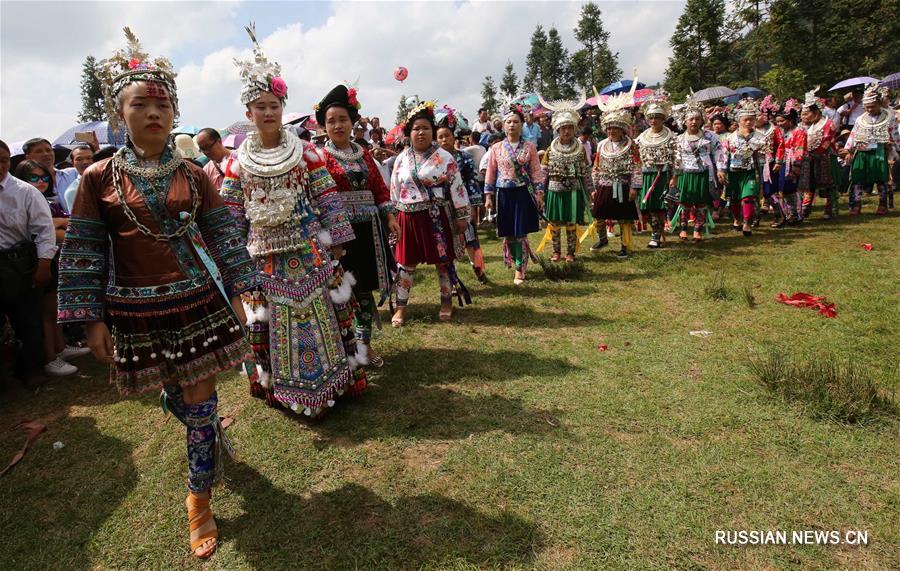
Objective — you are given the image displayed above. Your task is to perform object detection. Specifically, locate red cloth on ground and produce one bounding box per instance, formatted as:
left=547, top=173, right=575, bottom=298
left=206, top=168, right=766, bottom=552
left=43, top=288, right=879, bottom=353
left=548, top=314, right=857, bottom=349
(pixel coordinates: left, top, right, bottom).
left=775, top=292, right=837, bottom=318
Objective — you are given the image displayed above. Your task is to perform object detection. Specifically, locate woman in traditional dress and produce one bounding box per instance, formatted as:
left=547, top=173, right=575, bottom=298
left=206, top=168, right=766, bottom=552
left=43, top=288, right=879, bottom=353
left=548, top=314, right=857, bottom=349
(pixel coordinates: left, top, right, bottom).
left=717, top=99, right=766, bottom=236
left=635, top=95, right=677, bottom=249
left=483, top=104, right=544, bottom=284
left=389, top=99, right=471, bottom=325
left=537, top=94, right=591, bottom=262
left=221, top=25, right=360, bottom=414
left=318, top=84, right=398, bottom=367
left=773, top=99, right=807, bottom=226
left=590, top=88, right=642, bottom=259
left=434, top=105, right=489, bottom=282
left=755, top=95, right=784, bottom=223
left=672, top=97, right=722, bottom=242
left=57, top=28, right=258, bottom=559
left=799, top=87, right=839, bottom=219
left=843, top=83, right=898, bottom=215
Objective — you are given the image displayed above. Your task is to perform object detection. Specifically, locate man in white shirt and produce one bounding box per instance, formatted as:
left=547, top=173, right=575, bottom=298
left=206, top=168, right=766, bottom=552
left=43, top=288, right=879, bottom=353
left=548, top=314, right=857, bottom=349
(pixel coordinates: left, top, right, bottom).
left=23, top=138, right=78, bottom=214
left=837, top=89, right=864, bottom=128
left=472, top=108, right=494, bottom=134
left=0, top=140, right=57, bottom=385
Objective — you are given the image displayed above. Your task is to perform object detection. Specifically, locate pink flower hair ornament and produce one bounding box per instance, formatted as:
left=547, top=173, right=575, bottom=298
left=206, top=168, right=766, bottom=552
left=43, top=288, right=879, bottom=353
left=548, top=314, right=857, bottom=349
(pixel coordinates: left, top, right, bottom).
left=269, top=76, right=288, bottom=98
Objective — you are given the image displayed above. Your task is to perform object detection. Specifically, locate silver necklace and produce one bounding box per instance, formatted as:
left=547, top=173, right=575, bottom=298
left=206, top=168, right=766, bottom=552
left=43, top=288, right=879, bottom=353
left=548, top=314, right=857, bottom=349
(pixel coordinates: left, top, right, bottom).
left=238, top=128, right=305, bottom=178
left=326, top=140, right=364, bottom=162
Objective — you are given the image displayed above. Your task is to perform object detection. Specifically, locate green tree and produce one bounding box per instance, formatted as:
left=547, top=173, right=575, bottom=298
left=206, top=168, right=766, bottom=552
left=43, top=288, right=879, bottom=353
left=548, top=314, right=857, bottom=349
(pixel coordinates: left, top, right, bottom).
left=78, top=55, right=105, bottom=122
left=663, top=0, right=729, bottom=99
left=481, top=76, right=499, bottom=114
left=760, top=64, right=807, bottom=99
left=542, top=27, right=572, bottom=99
left=500, top=61, right=519, bottom=98
left=573, top=1, right=621, bottom=88
left=523, top=25, right=548, bottom=92
left=569, top=49, right=593, bottom=94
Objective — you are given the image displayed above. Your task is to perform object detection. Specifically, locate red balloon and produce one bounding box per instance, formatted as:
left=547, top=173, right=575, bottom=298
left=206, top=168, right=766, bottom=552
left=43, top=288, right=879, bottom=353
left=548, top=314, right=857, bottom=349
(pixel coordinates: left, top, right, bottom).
left=393, top=66, right=408, bottom=82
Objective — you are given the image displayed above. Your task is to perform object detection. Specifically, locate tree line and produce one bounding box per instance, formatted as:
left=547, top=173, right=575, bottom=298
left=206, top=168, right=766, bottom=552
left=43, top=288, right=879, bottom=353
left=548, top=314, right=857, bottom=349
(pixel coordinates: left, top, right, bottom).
left=78, top=1, right=899, bottom=126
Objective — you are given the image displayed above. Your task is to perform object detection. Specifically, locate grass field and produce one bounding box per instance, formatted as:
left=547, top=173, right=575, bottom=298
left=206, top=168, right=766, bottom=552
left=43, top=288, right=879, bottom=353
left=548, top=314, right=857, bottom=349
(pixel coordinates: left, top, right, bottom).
left=1, top=200, right=898, bottom=570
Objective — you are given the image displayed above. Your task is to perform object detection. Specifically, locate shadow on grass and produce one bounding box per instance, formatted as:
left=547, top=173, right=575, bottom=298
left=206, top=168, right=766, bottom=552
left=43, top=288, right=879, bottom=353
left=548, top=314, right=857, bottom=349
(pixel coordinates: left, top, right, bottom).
left=0, top=416, right=137, bottom=570
left=308, top=348, right=574, bottom=444
left=222, top=462, right=543, bottom=569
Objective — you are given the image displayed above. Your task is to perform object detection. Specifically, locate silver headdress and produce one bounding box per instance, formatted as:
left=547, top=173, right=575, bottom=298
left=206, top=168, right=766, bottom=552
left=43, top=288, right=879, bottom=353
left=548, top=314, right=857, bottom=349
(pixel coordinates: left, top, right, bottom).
left=801, top=86, right=821, bottom=110
left=862, top=82, right=887, bottom=105
left=98, top=27, right=179, bottom=131
left=598, top=68, right=638, bottom=130
left=537, top=92, right=586, bottom=131
left=640, top=89, right=672, bottom=119
left=235, top=23, right=287, bottom=105
left=733, top=97, right=760, bottom=119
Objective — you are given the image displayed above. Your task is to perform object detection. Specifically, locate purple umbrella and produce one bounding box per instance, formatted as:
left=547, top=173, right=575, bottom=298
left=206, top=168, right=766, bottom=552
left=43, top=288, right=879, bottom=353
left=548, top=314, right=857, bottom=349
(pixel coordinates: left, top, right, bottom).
left=54, top=120, right=126, bottom=146
left=827, top=76, right=879, bottom=91
left=879, top=72, right=900, bottom=89
left=226, top=120, right=256, bottom=135
left=691, top=86, right=738, bottom=102
left=222, top=133, right=247, bottom=149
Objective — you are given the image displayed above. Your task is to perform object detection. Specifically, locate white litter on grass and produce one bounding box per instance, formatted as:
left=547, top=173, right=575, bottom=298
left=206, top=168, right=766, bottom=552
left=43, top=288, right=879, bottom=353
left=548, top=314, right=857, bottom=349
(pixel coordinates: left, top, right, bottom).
left=53, top=441, right=64, bottom=450
left=689, top=330, right=712, bottom=338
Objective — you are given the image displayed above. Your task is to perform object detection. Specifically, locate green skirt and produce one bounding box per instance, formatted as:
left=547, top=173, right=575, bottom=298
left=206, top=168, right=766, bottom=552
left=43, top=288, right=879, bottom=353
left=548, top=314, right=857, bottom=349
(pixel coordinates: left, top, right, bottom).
left=640, top=170, right=668, bottom=212
left=850, top=144, right=889, bottom=186
left=677, top=171, right=710, bottom=205
left=727, top=170, right=759, bottom=201
left=545, top=189, right=586, bottom=224
left=830, top=155, right=846, bottom=191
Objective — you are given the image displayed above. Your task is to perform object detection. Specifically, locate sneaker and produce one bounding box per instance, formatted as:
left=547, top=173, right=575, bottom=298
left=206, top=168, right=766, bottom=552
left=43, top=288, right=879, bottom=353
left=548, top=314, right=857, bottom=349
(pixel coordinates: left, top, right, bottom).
left=58, top=345, right=91, bottom=361
left=647, top=238, right=660, bottom=248
left=591, top=237, right=609, bottom=251
left=44, top=357, right=78, bottom=377
left=616, top=247, right=630, bottom=259
left=606, top=230, right=615, bottom=238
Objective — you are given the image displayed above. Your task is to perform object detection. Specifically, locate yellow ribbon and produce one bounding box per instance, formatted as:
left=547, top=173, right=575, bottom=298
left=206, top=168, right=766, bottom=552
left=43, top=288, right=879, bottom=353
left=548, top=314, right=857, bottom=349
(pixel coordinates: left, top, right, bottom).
left=536, top=224, right=558, bottom=253
left=580, top=220, right=600, bottom=244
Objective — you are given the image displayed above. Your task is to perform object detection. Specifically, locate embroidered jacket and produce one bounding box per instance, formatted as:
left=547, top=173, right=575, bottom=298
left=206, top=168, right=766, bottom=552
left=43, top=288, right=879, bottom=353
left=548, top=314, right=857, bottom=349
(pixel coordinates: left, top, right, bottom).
left=389, top=145, right=469, bottom=219
left=58, top=148, right=259, bottom=323
left=484, top=139, right=545, bottom=193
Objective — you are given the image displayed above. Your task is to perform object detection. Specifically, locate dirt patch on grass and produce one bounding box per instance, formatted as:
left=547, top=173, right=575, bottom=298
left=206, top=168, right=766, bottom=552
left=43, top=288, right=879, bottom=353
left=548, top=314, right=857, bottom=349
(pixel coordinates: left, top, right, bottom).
left=402, top=441, right=450, bottom=473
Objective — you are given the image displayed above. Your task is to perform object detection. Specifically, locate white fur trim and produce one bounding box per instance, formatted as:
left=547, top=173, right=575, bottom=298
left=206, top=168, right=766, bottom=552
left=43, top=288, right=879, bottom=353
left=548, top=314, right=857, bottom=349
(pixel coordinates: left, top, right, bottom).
left=355, top=342, right=369, bottom=366
left=244, top=302, right=257, bottom=325
left=254, top=306, right=269, bottom=323
left=257, top=365, right=271, bottom=389
left=317, top=230, right=333, bottom=248
left=343, top=271, right=357, bottom=287
left=329, top=278, right=353, bottom=304
left=347, top=355, right=359, bottom=371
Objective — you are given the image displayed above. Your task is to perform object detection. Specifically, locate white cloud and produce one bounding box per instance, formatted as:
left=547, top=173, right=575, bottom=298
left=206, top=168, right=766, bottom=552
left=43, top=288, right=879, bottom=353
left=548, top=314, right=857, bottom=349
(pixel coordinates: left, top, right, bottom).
left=0, top=1, right=685, bottom=143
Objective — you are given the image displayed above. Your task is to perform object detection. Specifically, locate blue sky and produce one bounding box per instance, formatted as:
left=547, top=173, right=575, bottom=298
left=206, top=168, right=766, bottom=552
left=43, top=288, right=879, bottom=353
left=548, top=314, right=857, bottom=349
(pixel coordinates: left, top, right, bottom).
left=0, top=1, right=686, bottom=142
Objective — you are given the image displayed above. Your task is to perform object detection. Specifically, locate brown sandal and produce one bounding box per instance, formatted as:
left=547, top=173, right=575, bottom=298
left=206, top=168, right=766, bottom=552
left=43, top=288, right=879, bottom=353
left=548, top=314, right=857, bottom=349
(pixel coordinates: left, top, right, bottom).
left=186, top=491, right=217, bottom=558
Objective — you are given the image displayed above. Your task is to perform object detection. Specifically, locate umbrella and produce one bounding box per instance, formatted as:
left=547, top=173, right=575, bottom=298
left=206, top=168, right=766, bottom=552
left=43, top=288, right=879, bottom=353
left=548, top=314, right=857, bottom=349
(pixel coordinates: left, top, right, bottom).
left=630, top=89, right=658, bottom=108
left=226, top=120, right=256, bottom=135
left=879, top=72, right=900, bottom=89
left=282, top=112, right=308, bottom=125
left=512, top=93, right=540, bottom=108
left=600, top=79, right=646, bottom=95
left=723, top=87, right=764, bottom=104
left=691, top=86, right=738, bottom=102
left=828, top=76, right=879, bottom=91
left=222, top=133, right=247, bottom=149
left=172, top=125, right=201, bottom=135
left=54, top=120, right=126, bottom=146
left=384, top=124, right=404, bottom=145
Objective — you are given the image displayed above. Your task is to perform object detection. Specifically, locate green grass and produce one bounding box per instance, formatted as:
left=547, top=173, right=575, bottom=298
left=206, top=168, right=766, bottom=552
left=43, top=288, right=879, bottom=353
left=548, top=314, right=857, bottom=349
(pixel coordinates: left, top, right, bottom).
left=2, top=200, right=899, bottom=570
